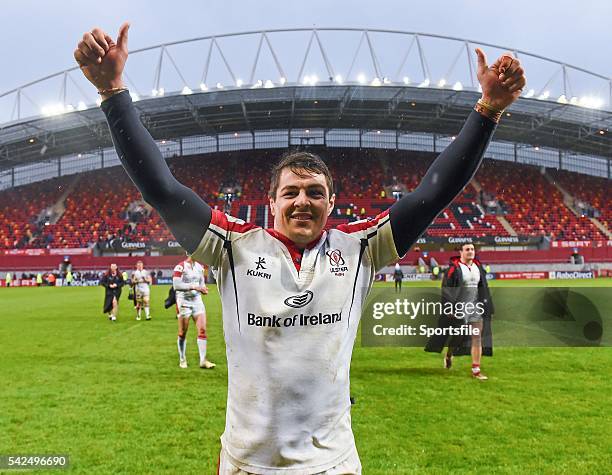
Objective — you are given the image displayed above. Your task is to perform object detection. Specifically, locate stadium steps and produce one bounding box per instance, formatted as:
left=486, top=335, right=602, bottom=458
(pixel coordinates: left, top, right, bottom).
left=470, top=179, right=483, bottom=193
left=589, top=217, right=612, bottom=239
left=496, top=216, right=517, bottom=236
left=544, top=171, right=581, bottom=217
left=544, top=170, right=609, bottom=239
left=471, top=178, right=517, bottom=234
left=545, top=171, right=609, bottom=237
left=40, top=175, right=82, bottom=225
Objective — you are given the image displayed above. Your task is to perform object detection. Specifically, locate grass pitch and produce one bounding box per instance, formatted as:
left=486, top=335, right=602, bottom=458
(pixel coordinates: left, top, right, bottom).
left=1, top=281, right=611, bottom=474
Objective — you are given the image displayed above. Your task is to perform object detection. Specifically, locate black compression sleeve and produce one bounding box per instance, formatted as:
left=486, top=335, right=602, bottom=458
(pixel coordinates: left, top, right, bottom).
left=389, top=110, right=496, bottom=256
left=101, top=91, right=211, bottom=253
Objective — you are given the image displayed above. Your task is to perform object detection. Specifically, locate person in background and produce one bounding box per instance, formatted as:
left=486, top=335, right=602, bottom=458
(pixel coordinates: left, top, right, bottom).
left=131, top=260, right=152, bottom=321
left=425, top=243, right=494, bottom=380
left=393, top=263, right=404, bottom=293
left=100, top=263, right=125, bottom=322
left=173, top=255, right=215, bottom=369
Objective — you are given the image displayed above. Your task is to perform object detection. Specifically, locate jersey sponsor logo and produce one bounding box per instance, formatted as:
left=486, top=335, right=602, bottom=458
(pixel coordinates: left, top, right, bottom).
left=247, top=311, right=342, bottom=328
left=246, top=257, right=271, bottom=279
left=246, top=269, right=272, bottom=279
left=284, top=290, right=314, bottom=308
left=326, top=249, right=348, bottom=276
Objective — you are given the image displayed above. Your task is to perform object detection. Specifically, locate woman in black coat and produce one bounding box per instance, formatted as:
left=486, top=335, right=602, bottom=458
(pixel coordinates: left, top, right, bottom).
left=100, top=263, right=125, bottom=321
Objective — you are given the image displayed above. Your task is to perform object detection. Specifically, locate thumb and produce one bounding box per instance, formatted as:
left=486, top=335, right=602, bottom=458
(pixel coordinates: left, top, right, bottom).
left=117, top=22, right=130, bottom=52
left=475, top=48, right=488, bottom=76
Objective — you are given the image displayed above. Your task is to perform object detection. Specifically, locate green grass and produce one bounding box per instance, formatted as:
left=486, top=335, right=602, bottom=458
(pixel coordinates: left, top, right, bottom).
left=1, top=282, right=611, bottom=474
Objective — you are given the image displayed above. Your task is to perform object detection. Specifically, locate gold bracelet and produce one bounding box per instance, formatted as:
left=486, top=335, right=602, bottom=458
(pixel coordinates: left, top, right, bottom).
left=477, top=98, right=504, bottom=114
left=97, top=87, right=128, bottom=96
left=474, top=102, right=502, bottom=124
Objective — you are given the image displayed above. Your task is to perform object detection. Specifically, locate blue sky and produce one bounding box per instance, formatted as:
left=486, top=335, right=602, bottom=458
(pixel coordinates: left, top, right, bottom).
left=1, top=0, right=610, bottom=105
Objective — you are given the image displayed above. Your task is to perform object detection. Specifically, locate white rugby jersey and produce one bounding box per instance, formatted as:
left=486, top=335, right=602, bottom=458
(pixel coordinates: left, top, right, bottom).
left=132, top=269, right=150, bottom=289
left=173, top=260, right=206, bottom=301
left=192, top=209, right=399, bottom=473
left=459, top=261, right=480, bottom=304
left=459, top=262, right=480, bottom=287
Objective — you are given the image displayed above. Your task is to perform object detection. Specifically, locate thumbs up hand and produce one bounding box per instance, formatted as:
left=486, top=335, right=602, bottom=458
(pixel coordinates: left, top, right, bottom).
left=475, top=48, right=526, bottom=112
left=74, top=22, right=130, bottom=97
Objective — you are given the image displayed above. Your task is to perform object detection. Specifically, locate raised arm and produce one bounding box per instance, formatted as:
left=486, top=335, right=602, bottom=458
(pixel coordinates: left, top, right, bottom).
left=74, top=23, right=211, bottom=253
left=389, top=48, right=526, bottom=256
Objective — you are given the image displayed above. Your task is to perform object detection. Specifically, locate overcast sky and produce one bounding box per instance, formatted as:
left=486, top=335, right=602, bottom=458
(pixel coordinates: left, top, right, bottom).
left=1, top=0, right=610, bottom=100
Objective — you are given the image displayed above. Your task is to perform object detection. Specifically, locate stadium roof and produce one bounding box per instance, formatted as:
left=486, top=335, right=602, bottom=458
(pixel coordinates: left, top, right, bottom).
left=0, top=28, right=610, bottom=171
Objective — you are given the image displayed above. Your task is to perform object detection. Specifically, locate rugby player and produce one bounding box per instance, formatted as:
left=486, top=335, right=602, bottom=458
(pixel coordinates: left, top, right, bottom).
left=131, top=260, right=152, bottom=320
left=100, top=263, right=124, bottom=322
left=173, top=255, right=215, bottom=369
left=436, top=243, right=494, bottom=379
left=75, top=22, right=525, bottom=473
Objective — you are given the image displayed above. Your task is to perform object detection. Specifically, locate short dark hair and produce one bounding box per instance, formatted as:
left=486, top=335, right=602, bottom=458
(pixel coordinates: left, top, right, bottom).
left=268, top=151, right=333, bottom=198
left=459, top=243, right=475, bottom=251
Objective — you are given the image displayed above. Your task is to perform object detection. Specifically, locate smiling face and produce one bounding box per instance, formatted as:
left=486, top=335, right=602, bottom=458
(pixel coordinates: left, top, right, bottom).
left=270, top=167, right=335, bottom=248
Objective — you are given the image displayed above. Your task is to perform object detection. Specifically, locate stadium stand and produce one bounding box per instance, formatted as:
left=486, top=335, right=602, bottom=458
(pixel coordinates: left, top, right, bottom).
left=0, top=150, right=609, bottom=250
left=0, top=176, right=71, bottom=249
left=549, top=169, right=611, bottom=231
left=476, top=161, right=606, bottom=240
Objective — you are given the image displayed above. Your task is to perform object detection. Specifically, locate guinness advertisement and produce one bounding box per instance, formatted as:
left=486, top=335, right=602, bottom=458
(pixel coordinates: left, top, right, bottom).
left=111, top=235, right=542, bottom=253
left=415, top=235, right=541, bottom=246
left=111, top=240, right=148, bottom=252
left=111, top=239, right=184, bottom=252
left=151, top=240, right=184, bottom=251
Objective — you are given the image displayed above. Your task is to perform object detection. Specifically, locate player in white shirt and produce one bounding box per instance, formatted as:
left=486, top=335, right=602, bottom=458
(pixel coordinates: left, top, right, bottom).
left=131, top=260, right=152, bottom=320
left=77, top=22, right=525, bottom=473
left=448, top=244, right=490, bottom=380
left=173, top=256, right=216, bottom=370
